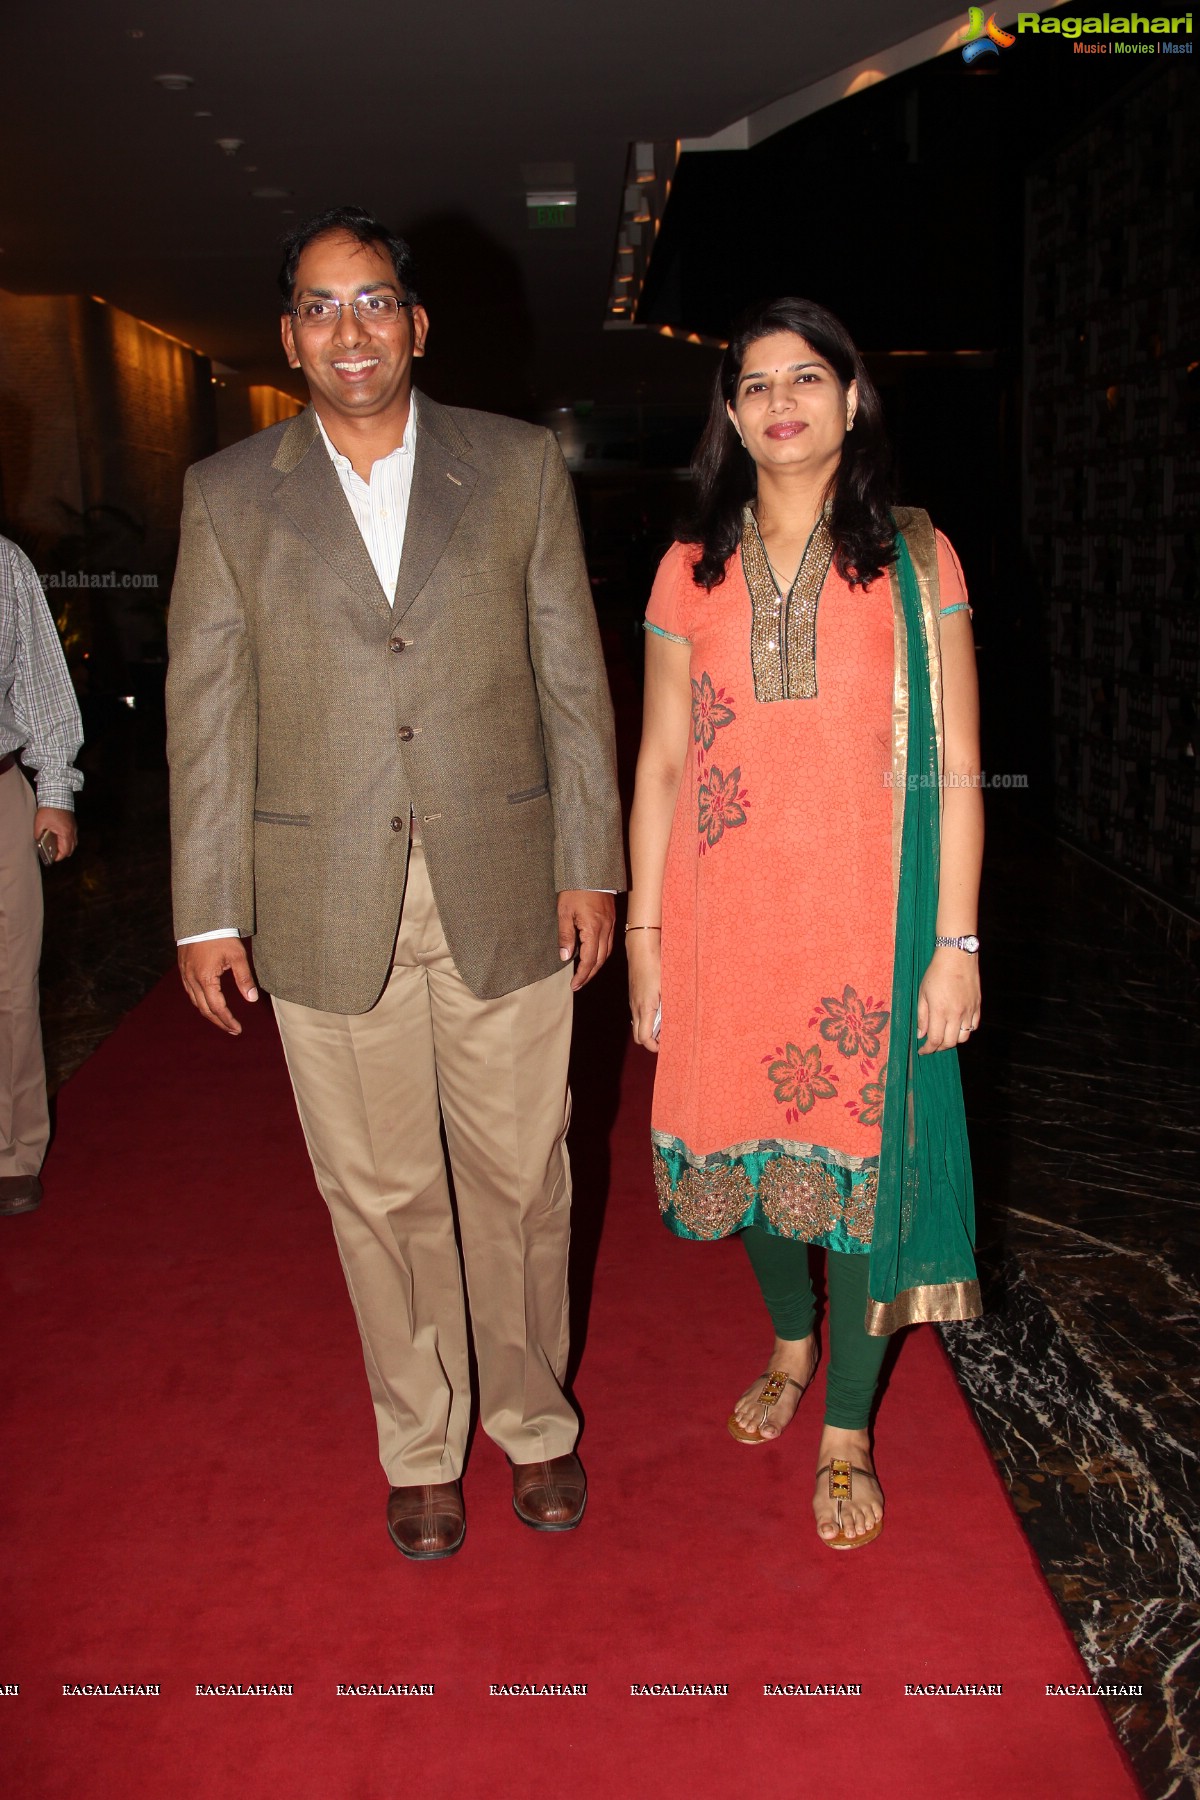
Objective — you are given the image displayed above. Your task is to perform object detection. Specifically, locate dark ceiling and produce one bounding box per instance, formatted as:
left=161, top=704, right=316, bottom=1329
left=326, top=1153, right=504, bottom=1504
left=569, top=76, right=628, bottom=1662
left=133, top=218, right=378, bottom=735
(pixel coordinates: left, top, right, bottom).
left=640, top=28, right=1162, bottom=356
left=2, top=0, right=963, bottom=411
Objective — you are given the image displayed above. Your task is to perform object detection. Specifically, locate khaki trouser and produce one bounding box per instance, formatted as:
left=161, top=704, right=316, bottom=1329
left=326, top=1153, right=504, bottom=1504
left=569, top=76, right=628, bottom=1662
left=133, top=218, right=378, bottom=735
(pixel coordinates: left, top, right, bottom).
left=273, top=843, right=578, bottom=1486
left=0, top=766, right=48, bottom=1179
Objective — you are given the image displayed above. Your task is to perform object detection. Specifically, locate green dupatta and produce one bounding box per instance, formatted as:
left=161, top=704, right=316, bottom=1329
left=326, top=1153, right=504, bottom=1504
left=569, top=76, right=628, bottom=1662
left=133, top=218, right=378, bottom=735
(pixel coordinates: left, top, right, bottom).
left=865, top=525, right=982, bottom=1334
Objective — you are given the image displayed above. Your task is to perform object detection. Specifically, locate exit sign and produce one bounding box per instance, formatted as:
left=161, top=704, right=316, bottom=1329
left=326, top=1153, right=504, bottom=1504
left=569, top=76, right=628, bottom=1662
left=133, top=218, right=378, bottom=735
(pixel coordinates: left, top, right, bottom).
left=527, top=188, right=576, bottom=230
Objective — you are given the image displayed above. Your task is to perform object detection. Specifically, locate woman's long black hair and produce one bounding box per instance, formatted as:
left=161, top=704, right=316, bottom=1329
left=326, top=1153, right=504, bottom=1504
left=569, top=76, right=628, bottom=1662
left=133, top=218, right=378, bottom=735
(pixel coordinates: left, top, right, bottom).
left=682, top=297, right=895, bottom=590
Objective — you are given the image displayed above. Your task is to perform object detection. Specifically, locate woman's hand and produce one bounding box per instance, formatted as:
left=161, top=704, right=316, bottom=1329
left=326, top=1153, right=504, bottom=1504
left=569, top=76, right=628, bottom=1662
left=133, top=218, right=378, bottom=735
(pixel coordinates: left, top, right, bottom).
left=916, top=948, right=981, bottom=1054
left=627, top=932, right=663, bottom=1053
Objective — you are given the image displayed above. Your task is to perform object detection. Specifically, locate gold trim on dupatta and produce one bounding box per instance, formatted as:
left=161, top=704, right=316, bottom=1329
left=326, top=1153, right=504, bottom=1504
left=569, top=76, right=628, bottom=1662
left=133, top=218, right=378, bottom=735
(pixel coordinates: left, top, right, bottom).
left=886, top=508, right=944, bottom=893
left=865, top=1278, right=983, bottom=1335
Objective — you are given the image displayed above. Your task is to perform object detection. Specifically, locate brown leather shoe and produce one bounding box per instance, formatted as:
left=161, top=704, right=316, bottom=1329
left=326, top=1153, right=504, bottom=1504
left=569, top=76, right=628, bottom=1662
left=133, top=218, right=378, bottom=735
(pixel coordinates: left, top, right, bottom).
left=0, top=1176, right=42, bottom=1216
left=511, top=1453, right=587, bottom=1531
left=386, top=1480, right=465, bottom=1560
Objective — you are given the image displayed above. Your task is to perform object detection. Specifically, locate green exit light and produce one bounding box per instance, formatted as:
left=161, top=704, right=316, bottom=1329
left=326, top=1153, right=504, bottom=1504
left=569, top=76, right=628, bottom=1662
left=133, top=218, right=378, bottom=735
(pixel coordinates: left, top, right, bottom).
left=530, top=204, right=575, bottom=230
left=527, top=189, right=577, bottom=230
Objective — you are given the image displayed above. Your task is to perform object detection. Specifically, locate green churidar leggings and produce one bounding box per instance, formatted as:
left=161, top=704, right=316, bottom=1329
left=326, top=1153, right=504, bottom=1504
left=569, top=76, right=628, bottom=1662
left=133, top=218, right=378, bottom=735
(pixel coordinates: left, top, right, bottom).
left=741, top=1227, right=888, bottom=1430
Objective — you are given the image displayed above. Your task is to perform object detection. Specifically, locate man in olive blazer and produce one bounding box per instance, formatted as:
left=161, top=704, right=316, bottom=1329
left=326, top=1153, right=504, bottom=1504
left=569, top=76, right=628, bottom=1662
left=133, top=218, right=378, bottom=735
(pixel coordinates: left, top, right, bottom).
left=167, top=207, right=624, bottom=1559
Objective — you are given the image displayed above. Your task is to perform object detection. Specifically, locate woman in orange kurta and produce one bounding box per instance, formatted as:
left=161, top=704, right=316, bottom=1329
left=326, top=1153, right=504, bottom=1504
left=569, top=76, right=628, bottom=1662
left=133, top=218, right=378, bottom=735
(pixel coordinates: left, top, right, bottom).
left=627, top=298, right=983, bottom=1550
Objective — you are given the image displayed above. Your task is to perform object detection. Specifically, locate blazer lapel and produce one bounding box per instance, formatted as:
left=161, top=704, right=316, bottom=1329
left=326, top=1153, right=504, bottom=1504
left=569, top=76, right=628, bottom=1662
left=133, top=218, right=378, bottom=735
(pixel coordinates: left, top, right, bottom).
left=392, top=393, right=477, bottom=622
left=270, top=408, right=390, bottom=616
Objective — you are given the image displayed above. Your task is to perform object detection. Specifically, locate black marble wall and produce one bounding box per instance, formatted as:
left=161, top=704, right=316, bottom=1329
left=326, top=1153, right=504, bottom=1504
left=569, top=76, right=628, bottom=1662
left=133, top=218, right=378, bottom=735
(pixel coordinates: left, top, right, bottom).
left=1025, top=66, right=1200, bottom=910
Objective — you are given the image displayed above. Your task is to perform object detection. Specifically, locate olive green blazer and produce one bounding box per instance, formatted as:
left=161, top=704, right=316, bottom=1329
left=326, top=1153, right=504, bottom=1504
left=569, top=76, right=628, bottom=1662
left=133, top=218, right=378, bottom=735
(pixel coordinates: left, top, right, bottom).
left=166, top=394, right=625, bottom=1012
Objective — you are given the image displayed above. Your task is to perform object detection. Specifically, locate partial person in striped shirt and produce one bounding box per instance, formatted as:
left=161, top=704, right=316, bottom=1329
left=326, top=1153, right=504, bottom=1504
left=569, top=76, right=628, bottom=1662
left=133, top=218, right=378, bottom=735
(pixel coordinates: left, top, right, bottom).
left=0, top=534, right=83, bottom=1216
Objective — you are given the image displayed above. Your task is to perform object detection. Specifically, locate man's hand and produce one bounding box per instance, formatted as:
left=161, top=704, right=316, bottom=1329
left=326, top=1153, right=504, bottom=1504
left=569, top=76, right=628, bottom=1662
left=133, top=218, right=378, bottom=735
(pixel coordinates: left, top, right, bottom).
left=33, top=806, right=77, bottom=861
left=557, top=891, right=616, bottom=992
left=178, top=939, right=259, bottom=1036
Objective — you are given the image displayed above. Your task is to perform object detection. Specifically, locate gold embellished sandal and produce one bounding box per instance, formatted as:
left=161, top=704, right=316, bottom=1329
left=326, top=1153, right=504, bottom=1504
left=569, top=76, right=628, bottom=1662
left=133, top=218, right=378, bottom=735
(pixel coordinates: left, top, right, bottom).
left=815, top=1458, right=884, bottom=1550
left=727, top=1359, right=817, bottom=1445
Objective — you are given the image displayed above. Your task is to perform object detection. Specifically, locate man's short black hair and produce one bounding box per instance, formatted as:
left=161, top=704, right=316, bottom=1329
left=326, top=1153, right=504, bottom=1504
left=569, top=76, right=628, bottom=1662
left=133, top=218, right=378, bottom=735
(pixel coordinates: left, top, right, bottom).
left=278, top=206, right=420, bottom=309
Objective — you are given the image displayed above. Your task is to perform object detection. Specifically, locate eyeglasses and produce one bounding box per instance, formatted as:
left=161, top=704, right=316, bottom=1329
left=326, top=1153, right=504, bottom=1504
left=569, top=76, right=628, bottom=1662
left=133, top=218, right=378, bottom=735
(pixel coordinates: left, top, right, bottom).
left=288, top=294, right=414, bottom=329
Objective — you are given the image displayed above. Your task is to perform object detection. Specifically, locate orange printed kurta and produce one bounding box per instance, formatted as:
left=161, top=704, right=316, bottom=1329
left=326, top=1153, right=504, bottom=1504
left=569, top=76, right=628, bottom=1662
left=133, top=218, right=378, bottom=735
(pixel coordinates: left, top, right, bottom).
left=645, top=525, right=968, bottom=1251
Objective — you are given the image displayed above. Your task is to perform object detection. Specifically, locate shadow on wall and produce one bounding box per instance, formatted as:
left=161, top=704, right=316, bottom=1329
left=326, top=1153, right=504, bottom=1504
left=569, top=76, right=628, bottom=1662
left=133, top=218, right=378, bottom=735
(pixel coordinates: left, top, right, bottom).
left=403, top=213, right=536, bottom=420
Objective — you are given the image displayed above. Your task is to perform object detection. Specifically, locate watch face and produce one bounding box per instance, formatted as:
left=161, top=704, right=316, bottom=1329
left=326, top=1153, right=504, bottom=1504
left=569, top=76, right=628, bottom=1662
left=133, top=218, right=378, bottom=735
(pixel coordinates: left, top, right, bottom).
left=963, top=935, right=980, bottom=953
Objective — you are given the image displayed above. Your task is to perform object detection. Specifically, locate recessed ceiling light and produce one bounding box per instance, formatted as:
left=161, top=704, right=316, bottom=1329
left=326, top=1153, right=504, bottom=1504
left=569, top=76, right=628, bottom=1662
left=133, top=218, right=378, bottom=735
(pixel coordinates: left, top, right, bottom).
left=194, top=109, right=212, bottom=118
left=127, top=28, right=146, bottom=39
left=215, top=138, right=244, bottom=156
left=153, top=72, right=193, bottom=91
left=252, top=186, right=291, bottom=199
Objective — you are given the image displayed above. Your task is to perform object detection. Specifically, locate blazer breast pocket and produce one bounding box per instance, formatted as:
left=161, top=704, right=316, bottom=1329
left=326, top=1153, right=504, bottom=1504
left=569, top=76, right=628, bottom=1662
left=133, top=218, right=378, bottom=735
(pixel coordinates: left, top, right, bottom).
left=253, top=809, right=312, bottom=826
left=506, top=782, right=549, bottom=805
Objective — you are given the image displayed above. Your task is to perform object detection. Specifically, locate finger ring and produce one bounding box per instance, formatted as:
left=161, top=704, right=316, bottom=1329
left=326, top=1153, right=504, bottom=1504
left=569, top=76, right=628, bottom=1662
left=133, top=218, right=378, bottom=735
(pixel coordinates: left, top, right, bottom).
left=958, top=1026, right=971, bottom=1037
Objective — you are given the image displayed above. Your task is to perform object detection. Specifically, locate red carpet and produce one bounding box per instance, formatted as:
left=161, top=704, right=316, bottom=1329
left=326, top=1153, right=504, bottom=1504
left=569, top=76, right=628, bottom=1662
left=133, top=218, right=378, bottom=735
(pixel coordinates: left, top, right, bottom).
left=2, top=975, right=1140, bottom=1800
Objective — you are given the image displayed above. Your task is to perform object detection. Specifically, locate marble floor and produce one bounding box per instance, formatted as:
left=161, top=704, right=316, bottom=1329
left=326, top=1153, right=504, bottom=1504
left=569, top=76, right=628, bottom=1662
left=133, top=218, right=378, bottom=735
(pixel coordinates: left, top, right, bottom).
left=944, top=801, right=1199, bottom=1800
left=30, top=717, right=1198, bottom=1800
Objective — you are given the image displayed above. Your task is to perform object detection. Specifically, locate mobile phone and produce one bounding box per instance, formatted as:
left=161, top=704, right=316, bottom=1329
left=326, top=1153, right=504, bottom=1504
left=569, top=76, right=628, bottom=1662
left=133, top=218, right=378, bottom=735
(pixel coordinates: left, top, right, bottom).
left=36, top=829, right=57, bottom=867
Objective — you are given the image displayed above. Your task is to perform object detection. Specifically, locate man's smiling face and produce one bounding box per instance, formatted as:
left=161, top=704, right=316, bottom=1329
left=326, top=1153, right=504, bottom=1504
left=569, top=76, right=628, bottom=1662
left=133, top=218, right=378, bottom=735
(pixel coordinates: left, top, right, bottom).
left=281, top=230, right=427, bottom=430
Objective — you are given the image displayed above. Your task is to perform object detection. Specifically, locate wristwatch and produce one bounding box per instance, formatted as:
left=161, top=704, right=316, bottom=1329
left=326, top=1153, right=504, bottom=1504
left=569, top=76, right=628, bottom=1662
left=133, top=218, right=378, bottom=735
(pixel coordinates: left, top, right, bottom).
left=935, top=934, right=980, bottom=953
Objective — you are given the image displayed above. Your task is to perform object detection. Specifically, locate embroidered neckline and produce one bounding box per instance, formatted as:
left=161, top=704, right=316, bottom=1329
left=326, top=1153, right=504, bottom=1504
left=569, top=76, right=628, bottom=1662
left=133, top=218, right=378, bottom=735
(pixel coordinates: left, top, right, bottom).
left=741, top=504, right=834, bottom=702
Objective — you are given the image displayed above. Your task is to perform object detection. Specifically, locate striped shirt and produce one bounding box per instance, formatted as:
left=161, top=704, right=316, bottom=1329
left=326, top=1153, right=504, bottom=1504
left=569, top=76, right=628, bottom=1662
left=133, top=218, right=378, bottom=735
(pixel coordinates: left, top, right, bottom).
left=0, top=535, right=84, bottom=811
left=314, top=397, right=417, bottom=600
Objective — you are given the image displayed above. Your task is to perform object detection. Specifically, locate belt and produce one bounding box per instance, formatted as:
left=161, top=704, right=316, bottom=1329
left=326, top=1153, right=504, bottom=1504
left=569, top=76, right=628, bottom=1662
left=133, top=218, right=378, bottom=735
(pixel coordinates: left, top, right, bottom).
left=0, top=752, right=16, bottom=776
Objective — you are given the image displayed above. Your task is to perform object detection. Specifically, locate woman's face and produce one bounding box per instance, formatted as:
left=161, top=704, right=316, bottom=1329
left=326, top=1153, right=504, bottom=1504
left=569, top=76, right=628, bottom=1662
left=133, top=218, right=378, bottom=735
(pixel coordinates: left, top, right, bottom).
left=726, top=331, right=856, bottom=479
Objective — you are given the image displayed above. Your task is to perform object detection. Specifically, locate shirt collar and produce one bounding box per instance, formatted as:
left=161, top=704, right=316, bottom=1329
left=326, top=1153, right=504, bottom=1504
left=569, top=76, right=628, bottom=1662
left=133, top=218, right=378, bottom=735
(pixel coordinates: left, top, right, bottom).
left=314, top=392, right=418, bottom=473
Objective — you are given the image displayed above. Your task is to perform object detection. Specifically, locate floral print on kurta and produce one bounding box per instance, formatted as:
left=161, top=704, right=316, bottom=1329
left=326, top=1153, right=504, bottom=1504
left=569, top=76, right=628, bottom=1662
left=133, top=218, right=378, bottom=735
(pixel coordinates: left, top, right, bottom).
left=690, top=672, right=748, bottom=853
left=697, top=764, right=749, bottom=849
left=691, top=671, right=736, bottom=750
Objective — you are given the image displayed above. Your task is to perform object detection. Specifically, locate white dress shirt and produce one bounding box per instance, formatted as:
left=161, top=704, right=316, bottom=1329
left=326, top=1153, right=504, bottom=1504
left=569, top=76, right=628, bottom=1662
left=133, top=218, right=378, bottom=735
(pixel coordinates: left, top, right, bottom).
left=313, top=401, right=417, bottom=602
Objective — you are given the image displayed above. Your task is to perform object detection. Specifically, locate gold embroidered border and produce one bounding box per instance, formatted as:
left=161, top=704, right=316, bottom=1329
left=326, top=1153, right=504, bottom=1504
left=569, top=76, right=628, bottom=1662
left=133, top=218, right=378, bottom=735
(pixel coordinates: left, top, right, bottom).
left=741, top=508, right=833, bottom=703
left=887, top=508, right=946, bottom=895
left=888, top=563, right=909, bottom=898
left=902, top=508, right=946, bottom=801
left=864, top=1278, right=982, bottom=1336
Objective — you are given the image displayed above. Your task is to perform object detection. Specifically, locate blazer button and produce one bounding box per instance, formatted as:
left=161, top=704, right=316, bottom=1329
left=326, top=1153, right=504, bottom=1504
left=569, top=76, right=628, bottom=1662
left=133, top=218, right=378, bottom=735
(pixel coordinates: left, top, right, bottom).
left=398, top=725, right=414, bottom=741
left=390, top=816, right=404, bottom=832
left=388, top=637, right=405, bottom=653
